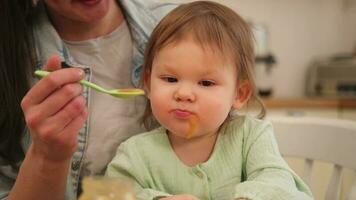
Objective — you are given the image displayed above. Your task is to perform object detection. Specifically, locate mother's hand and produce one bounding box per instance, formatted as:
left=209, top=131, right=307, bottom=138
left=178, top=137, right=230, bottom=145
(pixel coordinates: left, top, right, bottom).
left=21, top=55, right=88, bottom=163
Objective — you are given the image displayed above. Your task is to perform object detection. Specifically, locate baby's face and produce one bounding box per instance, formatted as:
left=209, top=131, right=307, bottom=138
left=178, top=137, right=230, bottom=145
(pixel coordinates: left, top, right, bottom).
left=147, top=37, right=239, bottom=139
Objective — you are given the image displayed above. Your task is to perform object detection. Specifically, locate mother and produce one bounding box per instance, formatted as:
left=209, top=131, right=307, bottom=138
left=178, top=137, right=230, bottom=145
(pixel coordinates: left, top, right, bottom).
left=0, top=0, right=176, bottom=199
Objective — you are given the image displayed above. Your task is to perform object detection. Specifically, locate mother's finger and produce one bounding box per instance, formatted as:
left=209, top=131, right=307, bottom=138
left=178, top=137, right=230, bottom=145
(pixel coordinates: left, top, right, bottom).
left=58, top=108, right=88, bottom=145
left=34, top=83, right=83, bottom=120
left=35, top=95, right=87, bottom=140
left=51, top=109, right=88, bottom=161
left=34, top=108, right=88, bottom=162
left=43, top=54, right=62, bottom=72
left=22, top=67, right=84, bottom=111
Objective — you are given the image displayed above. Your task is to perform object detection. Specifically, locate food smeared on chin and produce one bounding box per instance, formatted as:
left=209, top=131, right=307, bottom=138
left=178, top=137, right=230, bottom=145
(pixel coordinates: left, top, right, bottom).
left=186, top=115, right=198, bottom=139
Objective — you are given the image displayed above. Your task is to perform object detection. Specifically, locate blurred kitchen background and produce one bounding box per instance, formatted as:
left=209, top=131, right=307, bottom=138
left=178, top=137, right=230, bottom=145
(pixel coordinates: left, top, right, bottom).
left=163, top=0, right=356, bottom=199
left=222, top=0, right=356, bottom=98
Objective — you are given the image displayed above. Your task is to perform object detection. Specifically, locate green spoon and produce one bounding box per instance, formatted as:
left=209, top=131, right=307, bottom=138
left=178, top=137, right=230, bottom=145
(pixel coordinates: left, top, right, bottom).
left=34, top=70, right=145, bottom=98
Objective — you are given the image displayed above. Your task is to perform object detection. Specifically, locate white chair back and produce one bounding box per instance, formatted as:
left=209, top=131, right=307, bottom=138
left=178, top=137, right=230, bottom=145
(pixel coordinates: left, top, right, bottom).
left=269, top=116, right=356, bottom=200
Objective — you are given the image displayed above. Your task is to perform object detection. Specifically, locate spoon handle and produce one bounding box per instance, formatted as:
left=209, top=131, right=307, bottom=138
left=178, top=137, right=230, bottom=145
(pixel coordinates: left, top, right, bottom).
left=79, top=79, right=108, bottom=93
left=34, top=70, right=108, bottom=93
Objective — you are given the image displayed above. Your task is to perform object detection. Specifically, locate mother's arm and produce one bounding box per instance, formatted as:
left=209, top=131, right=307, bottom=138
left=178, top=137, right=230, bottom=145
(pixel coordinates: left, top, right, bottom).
left=6, top=55, right=87, bottom=200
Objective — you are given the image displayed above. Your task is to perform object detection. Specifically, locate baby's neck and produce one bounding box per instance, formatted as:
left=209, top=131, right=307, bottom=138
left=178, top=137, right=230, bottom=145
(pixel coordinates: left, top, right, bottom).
left=169, top=132, right=218, bottom=167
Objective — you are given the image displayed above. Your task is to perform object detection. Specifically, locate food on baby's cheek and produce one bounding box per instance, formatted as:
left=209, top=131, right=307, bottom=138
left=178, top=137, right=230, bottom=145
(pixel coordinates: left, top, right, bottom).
left=78, top=176, right=136, bottom=200
left=185, top=116, right=198, bottom=139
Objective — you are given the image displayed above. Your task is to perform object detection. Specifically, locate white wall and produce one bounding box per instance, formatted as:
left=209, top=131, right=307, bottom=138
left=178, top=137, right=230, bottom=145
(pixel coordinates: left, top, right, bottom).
left=169, top=0, right=356, bottom=97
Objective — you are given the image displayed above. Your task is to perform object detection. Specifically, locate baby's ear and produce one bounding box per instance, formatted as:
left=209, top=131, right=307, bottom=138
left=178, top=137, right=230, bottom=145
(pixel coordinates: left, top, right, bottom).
left=232, top=80, right=252, bottom=109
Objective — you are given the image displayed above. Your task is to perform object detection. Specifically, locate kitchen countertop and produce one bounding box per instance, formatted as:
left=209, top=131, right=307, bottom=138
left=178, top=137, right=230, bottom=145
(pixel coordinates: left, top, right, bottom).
left=260, top=97, right=356, bottom=109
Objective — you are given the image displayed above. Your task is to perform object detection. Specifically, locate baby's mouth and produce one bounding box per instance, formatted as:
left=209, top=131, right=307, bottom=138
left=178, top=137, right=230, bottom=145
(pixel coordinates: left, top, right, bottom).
left=171, top=109, right=192, bottom=119
left=169, top=109, right=198, bottom=139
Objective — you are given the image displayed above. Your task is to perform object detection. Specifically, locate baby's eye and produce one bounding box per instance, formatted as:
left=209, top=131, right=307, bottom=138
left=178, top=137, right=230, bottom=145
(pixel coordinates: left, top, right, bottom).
left=199, top=80, right=215, bottom=87
left=161, top=76, right=177, bottom=83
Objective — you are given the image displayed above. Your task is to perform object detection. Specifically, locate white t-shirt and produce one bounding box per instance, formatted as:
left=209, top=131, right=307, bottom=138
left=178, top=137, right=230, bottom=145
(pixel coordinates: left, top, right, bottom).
left=64, top=21, right=146, bottom=176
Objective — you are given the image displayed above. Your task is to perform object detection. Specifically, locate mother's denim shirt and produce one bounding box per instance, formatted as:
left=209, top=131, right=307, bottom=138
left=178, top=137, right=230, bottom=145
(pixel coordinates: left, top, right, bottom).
left=0, top=0, right=177, bottom=199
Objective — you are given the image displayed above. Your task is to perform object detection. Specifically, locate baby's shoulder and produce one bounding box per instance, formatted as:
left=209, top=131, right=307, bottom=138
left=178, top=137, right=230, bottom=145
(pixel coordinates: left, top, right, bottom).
left=226, top=115, right=273, bottom=140
left=116, top=127, right=172, bottom=166
left=122, top=127, right=166, bottom=146
left=119, top=127, right=169, bottom=156
left=229, top=115, right=271, bottom=130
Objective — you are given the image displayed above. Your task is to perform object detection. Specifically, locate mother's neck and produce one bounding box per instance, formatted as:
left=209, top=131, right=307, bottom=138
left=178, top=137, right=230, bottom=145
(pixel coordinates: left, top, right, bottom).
left=48, top=1, right=124, bottom=41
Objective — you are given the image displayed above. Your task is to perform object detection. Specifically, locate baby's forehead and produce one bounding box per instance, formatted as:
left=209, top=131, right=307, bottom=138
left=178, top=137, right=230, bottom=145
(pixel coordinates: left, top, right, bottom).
left=163, top=35, right=235, bottom=61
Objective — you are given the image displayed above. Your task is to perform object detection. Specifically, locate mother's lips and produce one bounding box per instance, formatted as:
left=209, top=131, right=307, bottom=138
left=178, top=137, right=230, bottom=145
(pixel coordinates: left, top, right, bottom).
left=77, top=0, right=101, bottom=6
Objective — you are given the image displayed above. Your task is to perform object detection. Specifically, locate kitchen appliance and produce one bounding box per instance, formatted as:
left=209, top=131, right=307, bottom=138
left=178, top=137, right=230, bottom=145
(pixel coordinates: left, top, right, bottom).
left=250, top=22, right=277, bottom=97
left=306, top=55, right=356, bottom=97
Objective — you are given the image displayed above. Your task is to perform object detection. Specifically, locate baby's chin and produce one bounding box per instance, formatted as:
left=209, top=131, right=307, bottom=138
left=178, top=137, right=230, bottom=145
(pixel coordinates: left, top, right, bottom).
left=167, top=129, right=203, bottom=141
left=165, top=129, right=196, bottom=140
left=168, top=117, right=198, bottom=138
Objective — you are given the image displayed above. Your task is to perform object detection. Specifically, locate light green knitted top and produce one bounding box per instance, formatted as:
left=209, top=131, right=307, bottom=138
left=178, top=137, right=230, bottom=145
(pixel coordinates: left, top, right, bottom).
left=106, top=116, right=313, bottom=200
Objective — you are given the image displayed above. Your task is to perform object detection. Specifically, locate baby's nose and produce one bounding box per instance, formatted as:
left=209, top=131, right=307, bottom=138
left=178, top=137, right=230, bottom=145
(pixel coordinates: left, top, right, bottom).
left=174, top=84, right=195, bottom=102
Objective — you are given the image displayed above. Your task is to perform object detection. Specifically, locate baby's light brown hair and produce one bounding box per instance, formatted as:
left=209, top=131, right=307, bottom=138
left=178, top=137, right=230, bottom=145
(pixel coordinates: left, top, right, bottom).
left=141, top=1, right=266, bottom=129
